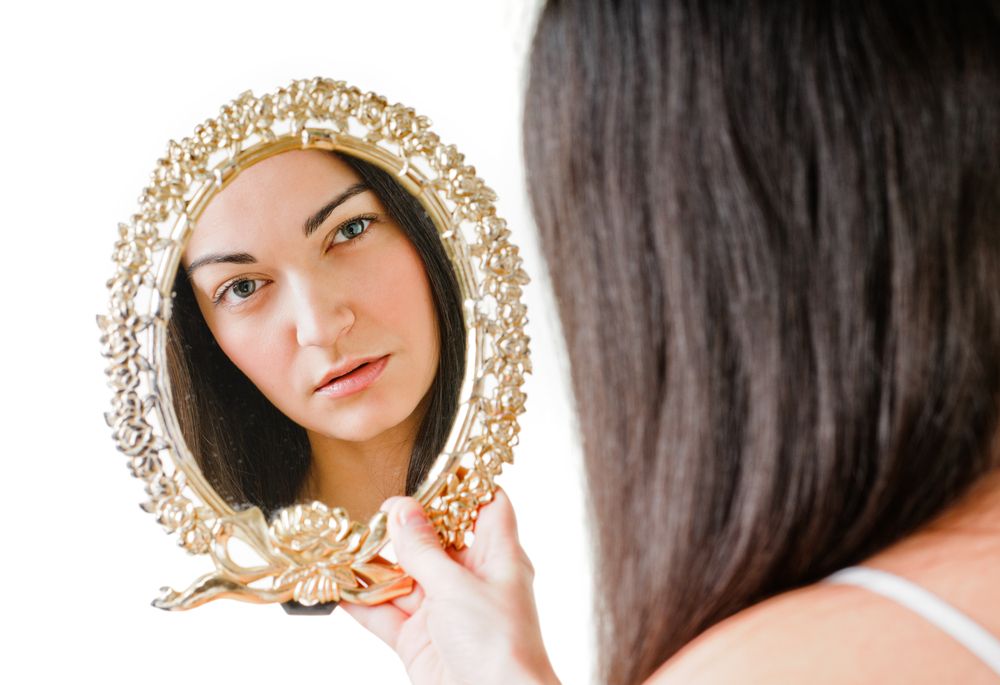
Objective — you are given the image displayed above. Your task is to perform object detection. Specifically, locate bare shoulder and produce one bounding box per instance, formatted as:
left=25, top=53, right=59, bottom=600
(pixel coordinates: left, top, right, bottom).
left=644, top=577, right=998, bottom=685
left=646, top=475, right=1000, bottom=685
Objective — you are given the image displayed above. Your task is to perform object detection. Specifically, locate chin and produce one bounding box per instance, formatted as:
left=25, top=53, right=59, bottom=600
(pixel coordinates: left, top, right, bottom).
left=315, top=412, right=404, bottom=443
left=332, top=426, right=390, bottom=443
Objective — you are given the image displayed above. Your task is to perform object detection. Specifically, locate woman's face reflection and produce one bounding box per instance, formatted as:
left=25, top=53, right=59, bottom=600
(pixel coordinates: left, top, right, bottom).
left=182, top=150, right=440, bottom=455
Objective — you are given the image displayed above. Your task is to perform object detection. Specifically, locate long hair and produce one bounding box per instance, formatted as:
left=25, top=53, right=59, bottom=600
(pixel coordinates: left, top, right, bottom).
left=167, top=151, right=465, bottom=518
left=524, top=2, right=1000, bottom=684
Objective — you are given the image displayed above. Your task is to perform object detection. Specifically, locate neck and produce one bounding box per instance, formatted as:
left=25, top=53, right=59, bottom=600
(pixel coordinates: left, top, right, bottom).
left=868, top=465, right=1000, bottom=574
left=299, top=394, right=431, bottom=522
left=925, top=466, right=1000, bottom=536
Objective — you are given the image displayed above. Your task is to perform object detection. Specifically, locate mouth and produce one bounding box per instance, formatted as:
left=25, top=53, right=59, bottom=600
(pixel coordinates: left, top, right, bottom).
left=314, top=355, right=390, bottom=397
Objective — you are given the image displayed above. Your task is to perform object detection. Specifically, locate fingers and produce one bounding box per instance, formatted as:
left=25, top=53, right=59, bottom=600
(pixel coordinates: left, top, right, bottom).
left=339, top=600, right=408, bottom=649
left=340, top=583, right=426, bottom=650
left=383, top=497, right=472, bottom=598
left=474, top=487, right=522, bottom=548
left=390, top=580, right=425, bottom=616
left=345, top=603, right=432, bottom=675
left=378, top=489, right=534, bottom=594
left=471, top=487, right=536, bottom=585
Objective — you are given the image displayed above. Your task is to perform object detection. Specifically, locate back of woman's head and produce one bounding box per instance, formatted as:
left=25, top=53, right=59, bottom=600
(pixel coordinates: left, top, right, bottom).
left=524, top=2, right=1000, bottom=684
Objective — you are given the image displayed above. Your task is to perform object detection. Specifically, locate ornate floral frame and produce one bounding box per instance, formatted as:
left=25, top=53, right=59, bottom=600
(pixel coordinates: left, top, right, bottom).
left=98, top=77, right=530, bottom=611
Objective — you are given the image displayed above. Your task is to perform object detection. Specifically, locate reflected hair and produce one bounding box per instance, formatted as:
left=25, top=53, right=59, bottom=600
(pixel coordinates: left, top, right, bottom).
left=166, top=151, right=465, bottom=518
left=525, top=2, right=1000, bottom=684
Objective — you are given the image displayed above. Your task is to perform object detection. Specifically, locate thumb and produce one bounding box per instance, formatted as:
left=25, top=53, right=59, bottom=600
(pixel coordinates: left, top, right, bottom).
left=383, top=496, right=471, bottom=598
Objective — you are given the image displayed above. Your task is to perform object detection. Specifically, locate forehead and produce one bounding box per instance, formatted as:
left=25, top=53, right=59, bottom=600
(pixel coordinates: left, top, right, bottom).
left=187, top=150, right=363, bottom=253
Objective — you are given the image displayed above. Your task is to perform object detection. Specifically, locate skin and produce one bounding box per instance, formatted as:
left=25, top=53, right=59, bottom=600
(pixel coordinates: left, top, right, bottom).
left=649, top=467, right=1000, bottom=684
left=351, top=463, right=1000, bottom=685
left=344, top=488, right=561, bottom=685
left=182, top=149, right=440, bottom=520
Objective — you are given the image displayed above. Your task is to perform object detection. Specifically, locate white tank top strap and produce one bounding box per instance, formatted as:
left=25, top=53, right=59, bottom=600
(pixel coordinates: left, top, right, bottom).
left=824, top=565, right=1000, bottom=677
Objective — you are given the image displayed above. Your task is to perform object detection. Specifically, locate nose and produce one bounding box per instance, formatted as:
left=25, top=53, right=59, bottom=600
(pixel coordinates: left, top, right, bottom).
left=290, top=279, right=355, bottom=349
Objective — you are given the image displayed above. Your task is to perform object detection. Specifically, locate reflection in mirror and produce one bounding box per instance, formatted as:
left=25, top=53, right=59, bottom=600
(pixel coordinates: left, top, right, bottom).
left=166, top=149, right=465, bottom=522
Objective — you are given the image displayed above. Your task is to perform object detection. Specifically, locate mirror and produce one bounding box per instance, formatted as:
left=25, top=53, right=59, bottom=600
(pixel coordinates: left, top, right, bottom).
left=167, top=148, right=466, bottom=524
left=99, top=78, right=530, bottom=610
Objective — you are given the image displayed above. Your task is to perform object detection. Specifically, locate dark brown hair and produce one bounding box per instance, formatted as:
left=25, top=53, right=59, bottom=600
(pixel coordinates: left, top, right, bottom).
left=166, top=151, right=465, bottom=518
left=524, top=2, right=1000, bottom=684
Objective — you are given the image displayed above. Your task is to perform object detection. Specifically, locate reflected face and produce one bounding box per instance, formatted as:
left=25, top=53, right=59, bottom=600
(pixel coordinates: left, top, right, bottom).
left=182, top=150, right=440, bottom=445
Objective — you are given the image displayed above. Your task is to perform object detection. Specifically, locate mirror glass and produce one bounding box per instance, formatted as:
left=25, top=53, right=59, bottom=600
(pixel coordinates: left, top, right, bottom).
left=166, top=148, right=466, bottom=523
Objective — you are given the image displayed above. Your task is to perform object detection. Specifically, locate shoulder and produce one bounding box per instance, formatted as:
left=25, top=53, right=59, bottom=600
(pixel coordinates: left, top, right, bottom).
left=643, top=576, right=996, bottom=685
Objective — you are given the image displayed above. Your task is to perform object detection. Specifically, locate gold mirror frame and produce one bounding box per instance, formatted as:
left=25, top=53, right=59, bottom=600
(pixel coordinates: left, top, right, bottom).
left=98, top=77, right=530, bottom=611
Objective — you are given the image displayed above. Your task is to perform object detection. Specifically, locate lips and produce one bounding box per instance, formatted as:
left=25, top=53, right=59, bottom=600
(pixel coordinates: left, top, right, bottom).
left=314, top=355, right=389, bottom=393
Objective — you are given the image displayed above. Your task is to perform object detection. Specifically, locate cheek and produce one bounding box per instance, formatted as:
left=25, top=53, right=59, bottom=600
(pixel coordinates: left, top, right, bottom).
left=359, top=234, right=440, bottom=365
left=210, top=317, right=291, bottom=401
left=188, top=286, right=288, bottom=394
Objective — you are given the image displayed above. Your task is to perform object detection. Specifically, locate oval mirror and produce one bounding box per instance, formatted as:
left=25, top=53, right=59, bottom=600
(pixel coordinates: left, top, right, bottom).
left=99, top=78, right=530, bottom=612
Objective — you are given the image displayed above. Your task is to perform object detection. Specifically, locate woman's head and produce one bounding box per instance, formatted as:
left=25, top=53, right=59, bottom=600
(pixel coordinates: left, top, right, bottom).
left=167, top=149, right=465, bottom=517
left=184, top=150, right=439, bottom=443
left=525, top=2, right=1000, bottom=684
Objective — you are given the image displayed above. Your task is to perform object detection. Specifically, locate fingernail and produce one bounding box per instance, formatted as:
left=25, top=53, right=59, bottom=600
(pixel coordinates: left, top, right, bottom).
left=394, top=501, right=425, bottom=529
left=380, top=496, right=402, bottom=513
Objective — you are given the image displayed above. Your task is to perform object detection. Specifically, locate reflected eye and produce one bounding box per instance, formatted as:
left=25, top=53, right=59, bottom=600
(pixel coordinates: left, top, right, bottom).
left=215, top=277, right=268, bottom=307
left=231, top=279, right=257, bottom=298
left=331, top=215, right=374, bottom=246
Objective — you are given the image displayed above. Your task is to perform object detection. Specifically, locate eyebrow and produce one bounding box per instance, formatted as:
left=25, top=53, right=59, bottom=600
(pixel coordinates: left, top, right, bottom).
left=303, top=182, right=370, bottom=237
left=186, top=182, right=372, bottom=275
left=185, top=251, right=256, bottom=275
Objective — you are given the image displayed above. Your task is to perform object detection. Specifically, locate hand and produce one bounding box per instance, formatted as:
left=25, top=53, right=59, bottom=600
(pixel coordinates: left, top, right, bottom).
left=341, top=487, right=560, bottom=685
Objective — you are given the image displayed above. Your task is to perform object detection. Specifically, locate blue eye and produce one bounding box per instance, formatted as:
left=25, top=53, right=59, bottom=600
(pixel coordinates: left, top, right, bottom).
left=331, top=216, right=374, bottom=245
left=231, top=279, right=257, bottom=298
left=215, top=277, right=268, bottom=307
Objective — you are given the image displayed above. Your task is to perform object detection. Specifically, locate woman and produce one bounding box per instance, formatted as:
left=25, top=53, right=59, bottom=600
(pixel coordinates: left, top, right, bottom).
left=345, top=1, right=1000, bottom=684
left=168, top=149, right=466, bottom=521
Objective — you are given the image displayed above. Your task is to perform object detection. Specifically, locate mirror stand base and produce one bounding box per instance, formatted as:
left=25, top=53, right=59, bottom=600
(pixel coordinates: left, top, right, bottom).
left=281, top=600, right=338, bottom=615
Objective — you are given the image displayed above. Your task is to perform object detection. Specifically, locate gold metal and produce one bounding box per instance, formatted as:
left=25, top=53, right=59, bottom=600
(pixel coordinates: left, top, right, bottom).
left=98, top=77, right=530, bottom=610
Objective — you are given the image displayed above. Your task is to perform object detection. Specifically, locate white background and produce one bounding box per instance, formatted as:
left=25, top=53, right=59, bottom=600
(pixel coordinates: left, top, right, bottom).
left=0, top=1, right=592, bottom=683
